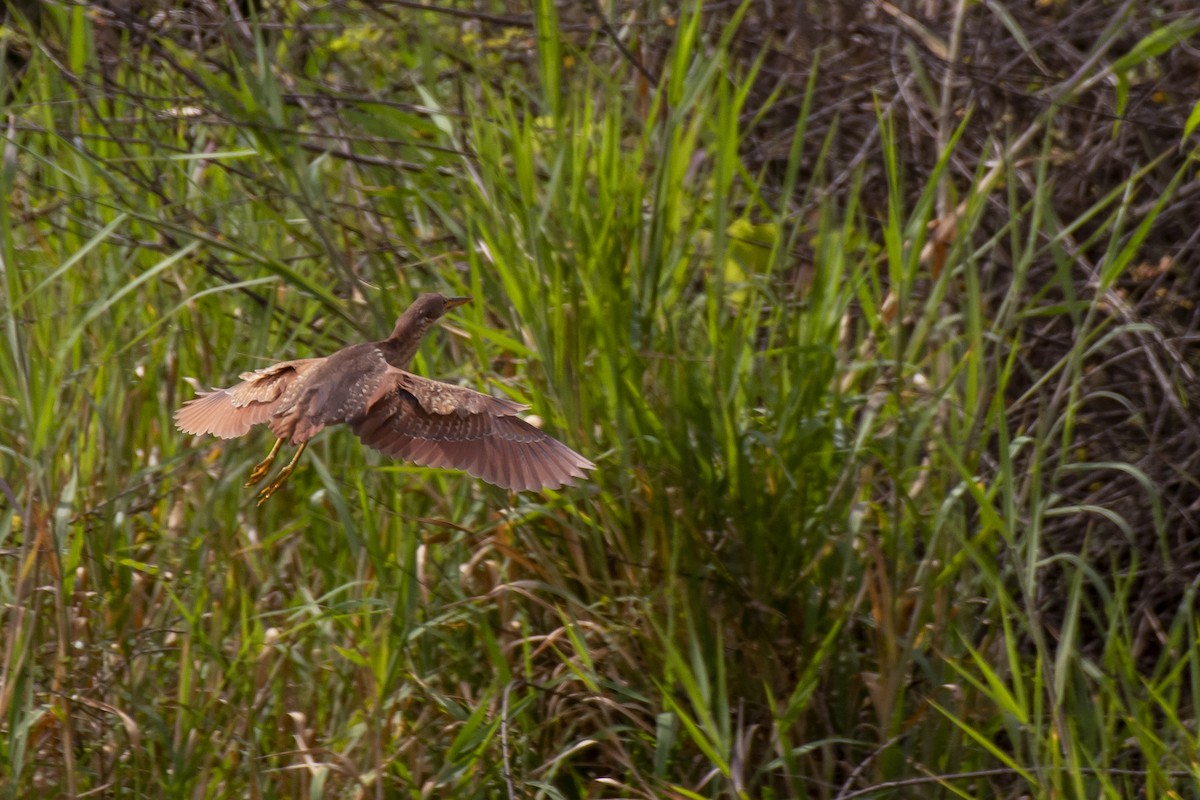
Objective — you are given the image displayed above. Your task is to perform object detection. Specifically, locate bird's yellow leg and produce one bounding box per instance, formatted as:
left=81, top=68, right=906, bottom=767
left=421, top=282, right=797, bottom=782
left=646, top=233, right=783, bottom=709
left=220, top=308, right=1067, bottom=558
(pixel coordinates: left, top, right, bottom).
left=245, top=438, right=284, bottom=487
left=256, top=441, right=308, bottom=506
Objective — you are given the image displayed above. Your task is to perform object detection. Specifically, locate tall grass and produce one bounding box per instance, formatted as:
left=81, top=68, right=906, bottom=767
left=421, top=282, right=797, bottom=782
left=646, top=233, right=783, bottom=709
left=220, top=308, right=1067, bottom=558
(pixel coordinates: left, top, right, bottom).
left=0, top=1, right=1197, bottom=797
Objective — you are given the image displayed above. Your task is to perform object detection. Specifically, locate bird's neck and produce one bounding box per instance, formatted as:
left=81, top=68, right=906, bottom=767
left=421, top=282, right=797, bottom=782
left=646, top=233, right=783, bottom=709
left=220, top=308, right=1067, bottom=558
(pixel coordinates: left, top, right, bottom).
left=380, top=315, right=433, bottom=368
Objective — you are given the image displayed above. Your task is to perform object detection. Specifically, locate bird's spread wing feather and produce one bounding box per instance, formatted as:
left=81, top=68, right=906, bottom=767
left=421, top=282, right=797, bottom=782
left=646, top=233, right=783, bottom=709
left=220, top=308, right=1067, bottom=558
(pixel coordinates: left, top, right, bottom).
left=174, top=359, right=319, bottom=439
left=392, top=371, right=528, bottom=416
left=352, top=370, right=594, bottom=492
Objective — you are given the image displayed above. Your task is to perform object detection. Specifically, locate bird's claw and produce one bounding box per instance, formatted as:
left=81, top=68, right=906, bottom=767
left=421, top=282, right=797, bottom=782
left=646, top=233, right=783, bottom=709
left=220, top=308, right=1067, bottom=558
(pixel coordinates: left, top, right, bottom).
left=244, top=461, right=272, bottom=487
left=245, top=439, right=283, bottom=487
left=253, top=441, right=306, bottom=506
left=255, top=464, right=294, bottom=506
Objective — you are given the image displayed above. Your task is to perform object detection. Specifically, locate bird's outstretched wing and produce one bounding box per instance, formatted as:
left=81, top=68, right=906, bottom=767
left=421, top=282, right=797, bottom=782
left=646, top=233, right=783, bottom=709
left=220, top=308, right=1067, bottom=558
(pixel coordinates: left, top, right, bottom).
left=352, top=370, right=594, bottom=492
left=174, top=359, right=320, bottom=439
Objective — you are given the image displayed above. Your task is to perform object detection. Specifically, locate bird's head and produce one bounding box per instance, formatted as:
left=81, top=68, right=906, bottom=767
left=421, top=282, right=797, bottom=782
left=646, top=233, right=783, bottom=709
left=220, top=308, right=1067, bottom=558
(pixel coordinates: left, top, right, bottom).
left=388, top=293, right=472, bottom=348
left=411, top=293, right=472, bottom=321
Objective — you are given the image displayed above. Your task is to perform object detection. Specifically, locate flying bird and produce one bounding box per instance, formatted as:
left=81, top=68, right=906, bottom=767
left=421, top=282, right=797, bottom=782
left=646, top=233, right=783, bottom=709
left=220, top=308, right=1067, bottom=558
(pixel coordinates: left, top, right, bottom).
left=175, top=293, right=594, bottom=504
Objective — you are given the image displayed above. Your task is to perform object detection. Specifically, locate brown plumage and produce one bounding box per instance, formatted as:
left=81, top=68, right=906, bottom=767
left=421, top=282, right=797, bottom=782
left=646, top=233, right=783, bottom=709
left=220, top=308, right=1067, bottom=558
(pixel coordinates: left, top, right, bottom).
left=175, top=294, right=595, bottom=503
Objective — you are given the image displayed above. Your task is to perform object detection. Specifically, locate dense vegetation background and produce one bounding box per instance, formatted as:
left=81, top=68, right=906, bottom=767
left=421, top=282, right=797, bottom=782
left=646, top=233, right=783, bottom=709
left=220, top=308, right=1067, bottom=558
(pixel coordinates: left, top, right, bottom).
left=3, top=0, right=1200, bottom=796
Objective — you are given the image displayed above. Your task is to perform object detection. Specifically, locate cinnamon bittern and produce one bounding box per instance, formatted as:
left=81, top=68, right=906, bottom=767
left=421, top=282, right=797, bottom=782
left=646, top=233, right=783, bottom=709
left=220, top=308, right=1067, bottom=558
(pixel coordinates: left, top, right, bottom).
left=174, top=294, right=594, bottom=504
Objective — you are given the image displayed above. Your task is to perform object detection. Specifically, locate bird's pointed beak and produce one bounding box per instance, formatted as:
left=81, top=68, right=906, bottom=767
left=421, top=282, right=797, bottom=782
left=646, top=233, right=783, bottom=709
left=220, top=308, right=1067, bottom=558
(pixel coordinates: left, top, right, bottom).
left=445, top=296, right=472, bottom=310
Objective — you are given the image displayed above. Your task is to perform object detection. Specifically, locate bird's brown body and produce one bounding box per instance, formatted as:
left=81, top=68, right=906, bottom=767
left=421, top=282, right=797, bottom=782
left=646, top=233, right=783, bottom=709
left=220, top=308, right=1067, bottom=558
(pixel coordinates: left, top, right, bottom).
left=175, top=294, right=594, bottom=503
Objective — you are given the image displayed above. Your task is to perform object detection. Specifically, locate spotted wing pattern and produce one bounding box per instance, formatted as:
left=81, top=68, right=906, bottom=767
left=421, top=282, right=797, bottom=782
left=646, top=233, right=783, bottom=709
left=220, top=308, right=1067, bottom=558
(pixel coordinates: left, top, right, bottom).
left=352, top=371, right=594, bottom=492
left=265, top=343, right=391, bottom=444
left=174, top=359, right=320, bottom=439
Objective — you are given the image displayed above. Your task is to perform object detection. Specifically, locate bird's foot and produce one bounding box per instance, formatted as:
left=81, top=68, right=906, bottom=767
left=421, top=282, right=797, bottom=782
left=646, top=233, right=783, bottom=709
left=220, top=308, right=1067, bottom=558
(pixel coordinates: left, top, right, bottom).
left=255, top=467, right=293, bottom=506
left=254, top=441, right=307, bottom=506
left=245, top=439, right=284, bottom=487
left=244, top=460, right=273, bottom=487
